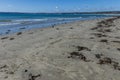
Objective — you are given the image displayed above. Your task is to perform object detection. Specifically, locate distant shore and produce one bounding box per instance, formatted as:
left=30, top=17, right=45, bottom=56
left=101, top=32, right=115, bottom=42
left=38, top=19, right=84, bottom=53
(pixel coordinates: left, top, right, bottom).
left=0, top=17, right=120, bottom=80
left=1, top=11, right=120, bottom=14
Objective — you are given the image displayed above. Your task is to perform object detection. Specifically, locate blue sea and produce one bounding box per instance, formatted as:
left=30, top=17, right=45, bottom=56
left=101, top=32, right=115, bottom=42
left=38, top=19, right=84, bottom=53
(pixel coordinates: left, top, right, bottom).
left=0, top=12, right=116, bottom=35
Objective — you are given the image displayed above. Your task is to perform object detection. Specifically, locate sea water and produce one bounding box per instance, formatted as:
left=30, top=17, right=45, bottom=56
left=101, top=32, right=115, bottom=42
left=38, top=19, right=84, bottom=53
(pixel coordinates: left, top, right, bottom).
left=0, top=12, right=114, bottom=35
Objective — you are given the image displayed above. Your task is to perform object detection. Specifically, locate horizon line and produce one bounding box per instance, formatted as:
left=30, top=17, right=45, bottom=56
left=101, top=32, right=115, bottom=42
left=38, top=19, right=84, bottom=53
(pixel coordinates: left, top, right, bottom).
left=0, top=10, right=120, bottom=14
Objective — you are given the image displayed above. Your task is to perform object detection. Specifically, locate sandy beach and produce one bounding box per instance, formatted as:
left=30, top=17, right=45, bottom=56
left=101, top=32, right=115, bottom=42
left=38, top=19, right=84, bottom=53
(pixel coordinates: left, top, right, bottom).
left=0, top=17, right=120, bottom=80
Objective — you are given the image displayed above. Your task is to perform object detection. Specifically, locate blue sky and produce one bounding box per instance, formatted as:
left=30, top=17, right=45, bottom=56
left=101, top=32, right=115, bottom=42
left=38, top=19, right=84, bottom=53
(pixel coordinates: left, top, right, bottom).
left=0, top=0, right=120, bottom=12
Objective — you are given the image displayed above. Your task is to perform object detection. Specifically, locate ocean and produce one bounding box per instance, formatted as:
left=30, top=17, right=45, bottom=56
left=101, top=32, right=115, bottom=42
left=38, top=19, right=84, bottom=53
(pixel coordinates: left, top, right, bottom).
left=0, top=12, right=115, bottom=35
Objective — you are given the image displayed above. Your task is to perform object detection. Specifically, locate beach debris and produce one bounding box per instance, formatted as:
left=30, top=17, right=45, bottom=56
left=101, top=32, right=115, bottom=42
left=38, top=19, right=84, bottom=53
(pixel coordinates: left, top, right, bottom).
left=111, top=61, right=120, bottom=71
left=112, top=61, right=120, bottom=70
left=97, top=19, right=114, bottom=28
left=104, top=29, right=112, bottom=32
left=97, top=28, right=112, bottom=33
left=56, top=28, right=59, bottom=30
left=100, top=39, right=108, bottom=43
left=90, top=37, right=94, bottom=39
left=1, top=37, right=9, bottom=40
left=9, top=37, right=15, bottom=40
left=95, top=54, right=103, bottom=59
left=117, top=48, right=120, bottom=51
left=0, top=64, right=14, bottom=75
left=0, top=65, right=8, bottom=69
left=91, top=17, right=120, bottom=33
left=17, top=32, right=22, bottom=35
left=70, top=27, right=73, bottom=29
left=4, top=76, right=8, bottom=79
left=91, top=27, right=99, bottom=30
left=98, top=57, right=112, bottom=65
left=67, top=46, right=91, bottom=61
left=76, top=46, right=91, bottom=51
left=51, top=25, right=55, bottom=28
left=28, top=73, right=41, bottom=80
left=24, top=69, right=28, bottom=72
left=23, top=70, right=41, bottom=80
left=7, top=71, right=14, bottom=74
left=49, top=37, right=53, bottom=39
left=91, top=33, right=107, bottom=38
left=95, top=54, right=120, bottom=71
left=112, top=41, right=120, bottom=43
left=68, top=52, right=89, bottom=62
left=114, top=37, right=120, bottom=39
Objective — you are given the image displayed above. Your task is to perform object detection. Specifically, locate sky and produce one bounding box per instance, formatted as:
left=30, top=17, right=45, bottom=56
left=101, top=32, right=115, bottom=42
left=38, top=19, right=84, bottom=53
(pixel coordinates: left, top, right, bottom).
left=0, top=0, right=120, bottom=12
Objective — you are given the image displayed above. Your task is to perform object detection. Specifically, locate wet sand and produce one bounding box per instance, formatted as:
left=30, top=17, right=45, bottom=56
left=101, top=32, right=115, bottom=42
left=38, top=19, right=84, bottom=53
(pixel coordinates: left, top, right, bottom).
left=0, top=17, right=120, bottom=80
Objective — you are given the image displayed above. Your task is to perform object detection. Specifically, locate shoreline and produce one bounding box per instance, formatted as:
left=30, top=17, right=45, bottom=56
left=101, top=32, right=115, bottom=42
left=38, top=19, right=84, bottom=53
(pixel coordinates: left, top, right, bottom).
left=0, top=17, right=111, bottom=37
left=0, top=17, right=120, bottom=80
left=0, top=15, right=113, bottom=36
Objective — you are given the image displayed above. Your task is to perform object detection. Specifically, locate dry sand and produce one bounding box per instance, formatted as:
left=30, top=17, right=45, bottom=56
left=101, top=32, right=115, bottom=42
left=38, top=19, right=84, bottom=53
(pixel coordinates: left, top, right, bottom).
left=0, top=17, right=120, bottom=80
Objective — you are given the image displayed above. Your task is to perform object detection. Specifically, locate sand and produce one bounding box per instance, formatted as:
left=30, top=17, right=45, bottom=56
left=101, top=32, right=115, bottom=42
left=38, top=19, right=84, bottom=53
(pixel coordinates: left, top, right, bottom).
left=0, top=17, right=120, bottom=80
